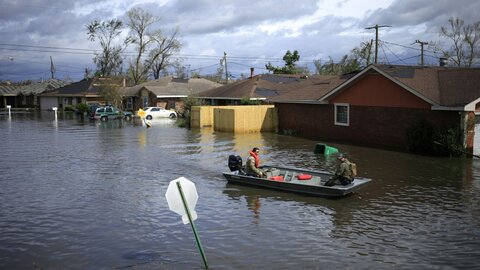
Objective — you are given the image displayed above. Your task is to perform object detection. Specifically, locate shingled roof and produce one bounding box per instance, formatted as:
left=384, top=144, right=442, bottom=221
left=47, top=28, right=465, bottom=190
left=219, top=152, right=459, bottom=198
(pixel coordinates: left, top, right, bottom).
left=120, top=76, right=222, bottom=97
left=195, top=74, right=308, bottom=100
left=0, top=79, right=71, bottom=96
left=40, top=78, right=96, bottom=96
left=313, top=64, right=480, bottom=110
left=39, top=77, right=126, bottom=97
left=268, top=74, right=356, bottom=102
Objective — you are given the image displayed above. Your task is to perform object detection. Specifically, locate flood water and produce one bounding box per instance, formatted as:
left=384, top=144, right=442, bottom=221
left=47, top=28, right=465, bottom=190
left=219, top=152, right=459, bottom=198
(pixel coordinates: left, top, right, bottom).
left=1, top=111, right=479, bottom=270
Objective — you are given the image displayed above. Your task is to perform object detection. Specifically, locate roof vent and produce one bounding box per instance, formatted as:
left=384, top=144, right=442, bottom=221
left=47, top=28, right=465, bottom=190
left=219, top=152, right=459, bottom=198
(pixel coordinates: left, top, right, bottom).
left=439, top=57, right=448, bottom=67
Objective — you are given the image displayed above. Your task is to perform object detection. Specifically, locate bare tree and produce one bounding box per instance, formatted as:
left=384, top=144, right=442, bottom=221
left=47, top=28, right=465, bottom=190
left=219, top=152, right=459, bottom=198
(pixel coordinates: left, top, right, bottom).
left=125, top=8, right=159, bottom=85
left=438, top=17, right=480, bottom=67
left=171, top=58, right=187, bottom=78
left=149, top=27, right=182, bottom=79
left=463, top=21, right=480, bottom=67
left=87, top=19, right=124, bottom=76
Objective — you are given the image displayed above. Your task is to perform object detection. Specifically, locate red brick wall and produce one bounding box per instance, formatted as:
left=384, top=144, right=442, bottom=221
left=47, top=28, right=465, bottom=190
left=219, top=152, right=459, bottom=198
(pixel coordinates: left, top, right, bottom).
left=276, top=103, right=460, bottom=151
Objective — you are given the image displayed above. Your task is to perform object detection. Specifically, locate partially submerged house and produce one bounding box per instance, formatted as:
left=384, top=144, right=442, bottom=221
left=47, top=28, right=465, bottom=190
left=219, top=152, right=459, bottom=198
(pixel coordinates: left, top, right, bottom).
left=273, top=65, right=480, bottom=155
left=193, top=65, right=480, bottom=155
left=0, top=79, right=71, bottom=109
left=38, top=77, right=127, bottom=110
left=120, top=76, right=222, bottom=113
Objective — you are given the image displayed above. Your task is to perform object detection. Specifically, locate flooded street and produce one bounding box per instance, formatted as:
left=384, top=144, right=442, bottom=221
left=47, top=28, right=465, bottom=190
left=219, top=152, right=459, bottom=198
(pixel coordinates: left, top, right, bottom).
left=1, top=111, right=479, bottom=269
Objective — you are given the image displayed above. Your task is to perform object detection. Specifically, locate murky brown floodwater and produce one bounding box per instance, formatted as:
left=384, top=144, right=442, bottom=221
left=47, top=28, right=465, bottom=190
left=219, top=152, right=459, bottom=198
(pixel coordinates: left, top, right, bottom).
left=1, top=111, right=479, bottom=270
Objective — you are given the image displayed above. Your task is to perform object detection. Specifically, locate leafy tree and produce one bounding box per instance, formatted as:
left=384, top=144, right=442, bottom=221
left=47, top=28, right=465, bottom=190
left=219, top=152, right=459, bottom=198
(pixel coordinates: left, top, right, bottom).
left=98, top=77, right=124, bottom=108
left=76, top=103, right=89, bottom=121
left=316, top=55, right=360, bottom=75
left=350, top=40, right=374, bottom=68
left=266, top=50, right=302, bottom=74
left=86, top=19, right=124, bottom=77
left=314, top=41, right=370, bottom=75
left=433, top=17, right=480, bottom=67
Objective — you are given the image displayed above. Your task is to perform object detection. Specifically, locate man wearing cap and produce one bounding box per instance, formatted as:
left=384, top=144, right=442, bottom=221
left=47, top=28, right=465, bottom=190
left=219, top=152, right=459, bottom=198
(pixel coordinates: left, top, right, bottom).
left=324, top=154, right=353, bottom=186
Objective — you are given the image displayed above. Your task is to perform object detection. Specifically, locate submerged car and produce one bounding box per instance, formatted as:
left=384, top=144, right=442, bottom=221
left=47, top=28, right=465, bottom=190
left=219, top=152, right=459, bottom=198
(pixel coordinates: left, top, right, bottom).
left=143, top=107, right=177, bottom=119
left=93, top=106, right=133, bottom=121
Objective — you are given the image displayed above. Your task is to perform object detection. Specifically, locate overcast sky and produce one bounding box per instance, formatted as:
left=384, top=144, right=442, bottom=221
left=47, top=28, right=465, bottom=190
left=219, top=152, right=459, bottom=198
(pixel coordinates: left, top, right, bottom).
left=1, top=0, right=479, bottom=82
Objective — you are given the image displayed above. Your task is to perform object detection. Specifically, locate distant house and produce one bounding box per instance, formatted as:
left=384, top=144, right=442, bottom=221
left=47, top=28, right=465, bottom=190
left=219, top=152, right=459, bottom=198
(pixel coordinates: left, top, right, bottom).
left=0, top=79, right=71, bottom=109
left=273, top=64, right=480, bottom=155
left=120, top=76, right=222, bottom=113
left=195, top=74, right=309, bottom=105
left=38, top=77, right=124, bottom=110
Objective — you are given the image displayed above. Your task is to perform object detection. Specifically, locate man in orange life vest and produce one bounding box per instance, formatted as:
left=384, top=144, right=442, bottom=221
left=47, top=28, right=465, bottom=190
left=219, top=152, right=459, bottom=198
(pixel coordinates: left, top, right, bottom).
left=245, top=147, right=264, bottom=178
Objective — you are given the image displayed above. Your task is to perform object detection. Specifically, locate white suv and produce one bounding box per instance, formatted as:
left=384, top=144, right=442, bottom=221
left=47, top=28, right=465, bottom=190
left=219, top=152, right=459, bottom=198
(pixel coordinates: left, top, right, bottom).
left=143, top=107, right=177, bottom=120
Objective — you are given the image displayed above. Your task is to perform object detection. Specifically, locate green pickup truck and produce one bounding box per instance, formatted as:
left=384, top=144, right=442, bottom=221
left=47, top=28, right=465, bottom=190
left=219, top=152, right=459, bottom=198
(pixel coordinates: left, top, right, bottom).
left=92, top=106, right=133, bottom=121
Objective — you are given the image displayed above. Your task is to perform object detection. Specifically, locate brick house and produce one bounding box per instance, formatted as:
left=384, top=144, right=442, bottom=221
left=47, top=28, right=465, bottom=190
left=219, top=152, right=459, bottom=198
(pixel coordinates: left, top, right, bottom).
left=120, top=76, right=222, bottom=114
left=272, top=65, right=480, bottom=155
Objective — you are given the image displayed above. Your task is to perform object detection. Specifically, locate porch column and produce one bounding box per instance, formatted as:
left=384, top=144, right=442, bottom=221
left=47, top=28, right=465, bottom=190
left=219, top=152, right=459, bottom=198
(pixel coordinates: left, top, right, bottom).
left=462, top=112, right=475, bottom=156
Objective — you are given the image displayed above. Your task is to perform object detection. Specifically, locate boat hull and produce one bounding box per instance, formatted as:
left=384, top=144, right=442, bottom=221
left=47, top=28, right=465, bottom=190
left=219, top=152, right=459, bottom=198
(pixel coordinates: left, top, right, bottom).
left=223, top=165, right=371, bottom=197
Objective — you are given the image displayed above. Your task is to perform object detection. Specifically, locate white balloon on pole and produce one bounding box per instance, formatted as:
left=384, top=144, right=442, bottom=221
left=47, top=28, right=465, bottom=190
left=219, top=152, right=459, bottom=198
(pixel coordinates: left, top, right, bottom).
left=165, top=177, right=198, bottom=224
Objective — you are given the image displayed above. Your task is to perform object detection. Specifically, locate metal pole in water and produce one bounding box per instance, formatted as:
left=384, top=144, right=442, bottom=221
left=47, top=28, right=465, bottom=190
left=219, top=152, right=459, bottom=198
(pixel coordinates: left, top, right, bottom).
left=176, top=181, right=209, bottom=269
left=52, top=107, right=57, bottom=121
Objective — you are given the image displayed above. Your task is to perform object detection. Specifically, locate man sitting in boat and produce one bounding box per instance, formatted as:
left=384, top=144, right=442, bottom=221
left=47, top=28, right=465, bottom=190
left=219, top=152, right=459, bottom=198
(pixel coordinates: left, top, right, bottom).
left=324, top=154, right=353, bottom=186
left=245, top=147, right=265, bottom=178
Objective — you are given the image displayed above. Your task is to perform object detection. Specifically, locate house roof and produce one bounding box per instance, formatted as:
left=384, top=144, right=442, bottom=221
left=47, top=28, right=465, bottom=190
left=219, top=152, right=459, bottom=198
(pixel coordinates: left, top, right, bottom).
left=268, top=74, right=356, bottom=102
left=0, top=85, right=19, bottom=96
left=0, top=79, right=71, bottom=96
left=195, top=74, right=307, bottom=100
left=120, top=76, right=223, bottom=97
left=40, top=78, right=96, bottom=96
left=319, top=64, right=480, bottom=109
left=437, top=69, right=480, bottom=107
left=39, top=77, right=124, bottom=97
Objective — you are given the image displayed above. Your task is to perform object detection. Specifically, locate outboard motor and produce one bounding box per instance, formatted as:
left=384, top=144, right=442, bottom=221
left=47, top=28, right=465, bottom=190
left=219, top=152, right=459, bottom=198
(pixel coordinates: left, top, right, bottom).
left=228, top=155, right=243, bottom=172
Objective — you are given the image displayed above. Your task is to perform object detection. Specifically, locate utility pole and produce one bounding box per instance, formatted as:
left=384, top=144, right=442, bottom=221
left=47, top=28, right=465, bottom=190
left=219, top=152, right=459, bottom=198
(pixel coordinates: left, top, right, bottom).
left=223, top=52, right=228, bottom=83
left=413, top=40, right=429, bottom=66
left=366, top=39, right=374, bottom=65
left=365, top=24, right=391, bottom=64
left=50, top=56, right=56, bottom=79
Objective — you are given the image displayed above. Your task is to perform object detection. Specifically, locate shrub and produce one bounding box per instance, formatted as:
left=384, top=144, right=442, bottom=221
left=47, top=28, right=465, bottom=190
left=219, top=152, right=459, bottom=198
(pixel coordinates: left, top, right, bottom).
left=432, top=126, right=463, bottom=157
left=240, top=98, right=261, bottom=105
left=406, top=118, right=463, bottom=156
left=406, top=119, right=434, bottom=154
left=76, top=103, right=89, bottom=113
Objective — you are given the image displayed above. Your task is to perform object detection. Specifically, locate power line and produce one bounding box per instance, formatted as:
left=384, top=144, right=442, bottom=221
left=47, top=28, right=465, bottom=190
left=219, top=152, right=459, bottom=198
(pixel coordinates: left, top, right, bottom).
left=365, top=24, right=391, bottom=64
left=380, top=41, right=407, bottom=65
left=413, top=40, right=429, bottom=66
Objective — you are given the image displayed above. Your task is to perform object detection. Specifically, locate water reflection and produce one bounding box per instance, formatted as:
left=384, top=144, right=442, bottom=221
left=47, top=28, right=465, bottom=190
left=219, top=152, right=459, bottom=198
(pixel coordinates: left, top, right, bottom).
left=1, top=112, right=480, bottom=269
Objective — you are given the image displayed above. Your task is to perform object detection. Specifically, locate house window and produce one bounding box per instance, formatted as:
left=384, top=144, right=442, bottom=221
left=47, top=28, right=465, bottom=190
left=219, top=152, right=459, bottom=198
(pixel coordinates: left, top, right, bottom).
left=143, top=97, right=148, bottom=108
left=334, top=103, right=349, bottom=126
left=127, top=97, right=133, bottom=110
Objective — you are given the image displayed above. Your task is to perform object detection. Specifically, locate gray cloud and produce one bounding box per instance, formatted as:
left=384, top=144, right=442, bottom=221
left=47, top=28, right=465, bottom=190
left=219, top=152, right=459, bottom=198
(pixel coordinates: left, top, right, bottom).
left=1, top=0, right=479, bottom=81
left=362, top=0, right=480, bottom=27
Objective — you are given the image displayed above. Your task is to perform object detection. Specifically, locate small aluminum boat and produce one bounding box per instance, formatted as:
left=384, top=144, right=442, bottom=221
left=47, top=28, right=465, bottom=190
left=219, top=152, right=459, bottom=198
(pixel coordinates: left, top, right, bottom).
left=223, top=155, right=371, bottom=197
